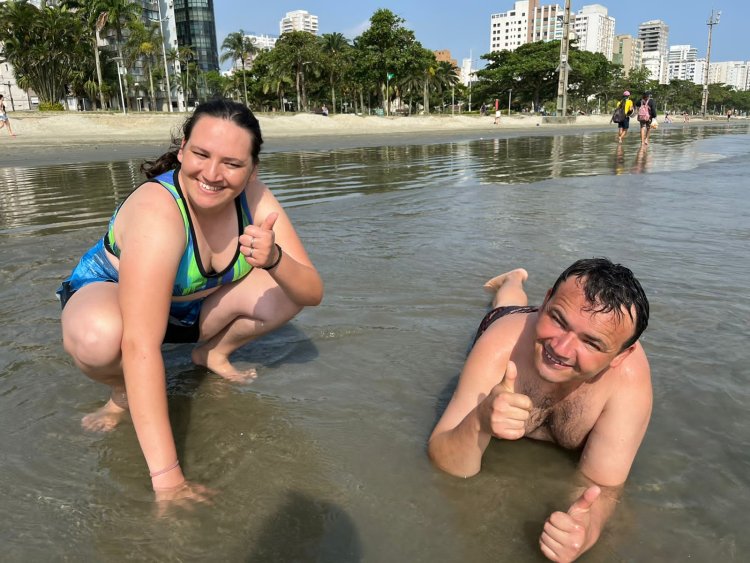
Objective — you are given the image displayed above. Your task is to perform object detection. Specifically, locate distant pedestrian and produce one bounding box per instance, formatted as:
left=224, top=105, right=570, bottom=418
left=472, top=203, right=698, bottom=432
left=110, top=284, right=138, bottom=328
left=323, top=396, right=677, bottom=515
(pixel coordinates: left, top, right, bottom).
left=494, top=109, right=501, bottom=125
left=0, top=95, right=16, bottom=137
left=614, top=90, right=634, bottom=143
left=480, top=103, right=487, bottom=116
left=664, top=111, right=672, bottom=124
left=321, top=104, right=329, bottom=117
left=636, top=91, right=657, bottom=146
left=683, top=111, right=690, bottom=123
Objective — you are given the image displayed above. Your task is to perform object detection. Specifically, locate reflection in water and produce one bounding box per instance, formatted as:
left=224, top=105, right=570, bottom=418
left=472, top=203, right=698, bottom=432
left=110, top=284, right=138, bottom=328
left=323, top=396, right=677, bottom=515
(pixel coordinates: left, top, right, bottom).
left=2, top=124, right=748, bottom=237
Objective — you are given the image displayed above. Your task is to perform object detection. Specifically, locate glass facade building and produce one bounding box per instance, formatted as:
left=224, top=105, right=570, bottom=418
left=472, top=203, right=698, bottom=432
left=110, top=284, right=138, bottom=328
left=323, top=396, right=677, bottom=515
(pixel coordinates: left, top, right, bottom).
left=174, top=0, right=220, bottom=73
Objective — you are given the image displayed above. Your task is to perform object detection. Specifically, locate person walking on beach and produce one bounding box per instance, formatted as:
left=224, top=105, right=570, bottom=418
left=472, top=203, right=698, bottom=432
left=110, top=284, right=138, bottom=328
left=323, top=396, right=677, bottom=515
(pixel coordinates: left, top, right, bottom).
left=614, top=91, right=634, bottom=143
left=480, top=103, right=487, bottom=116
left=57, top=99, right=323, bottom=506
left=494, top=108, right=501, bottom=125
left=636, top=91, right=657, bottom=145
left=0, top=95, right=16, bottom=137
left=429, top=259, right=651, bottom=562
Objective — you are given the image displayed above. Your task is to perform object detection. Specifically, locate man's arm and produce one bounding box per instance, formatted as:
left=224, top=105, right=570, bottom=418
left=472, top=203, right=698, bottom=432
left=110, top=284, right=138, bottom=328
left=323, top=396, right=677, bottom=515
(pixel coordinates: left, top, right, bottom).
left=428, top=318, right=531, bottom=477
left=540, top=349, right=652, bottom=561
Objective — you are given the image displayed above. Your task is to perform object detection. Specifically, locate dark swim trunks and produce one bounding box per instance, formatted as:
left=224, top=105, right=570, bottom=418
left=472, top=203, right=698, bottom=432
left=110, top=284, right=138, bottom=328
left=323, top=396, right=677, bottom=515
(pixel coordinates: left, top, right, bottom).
left=473, top=305, right=539, bottom=345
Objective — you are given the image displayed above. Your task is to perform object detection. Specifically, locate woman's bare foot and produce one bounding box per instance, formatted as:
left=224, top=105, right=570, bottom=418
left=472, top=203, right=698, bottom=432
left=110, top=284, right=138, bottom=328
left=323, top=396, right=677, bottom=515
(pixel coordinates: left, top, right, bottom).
left=191, top=347, right=257, bottom=383
left=483, top=268, right=529, bottom=293
left=81, top=394, right=128, bottom=432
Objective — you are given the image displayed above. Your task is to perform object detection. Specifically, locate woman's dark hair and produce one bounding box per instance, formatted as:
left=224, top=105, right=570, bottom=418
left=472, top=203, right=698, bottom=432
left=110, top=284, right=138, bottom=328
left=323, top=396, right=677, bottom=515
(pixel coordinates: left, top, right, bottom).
left=548, top=258, right=650, bottom=351
left=141, top=99, right=263, bottom=178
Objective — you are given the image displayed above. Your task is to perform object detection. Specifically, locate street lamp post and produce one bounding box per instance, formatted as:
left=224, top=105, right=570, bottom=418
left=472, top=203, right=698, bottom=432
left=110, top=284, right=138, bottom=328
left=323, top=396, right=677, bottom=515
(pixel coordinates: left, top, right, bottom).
left=114, top=57, right=127, bottom=115
left=701, top=10, right=721, bottom=118
left=508, top=89, right=512, bottom=116
left=556, top=0, right=572, bottom=116
left=5, top=82, right=14, bottom=110
left=153, top=0, right=173, bottom=112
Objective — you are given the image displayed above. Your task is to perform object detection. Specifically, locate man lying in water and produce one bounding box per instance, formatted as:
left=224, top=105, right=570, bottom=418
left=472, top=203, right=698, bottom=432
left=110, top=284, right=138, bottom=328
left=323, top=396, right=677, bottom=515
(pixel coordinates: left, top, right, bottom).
left=428, top=258, right=652, bottom=561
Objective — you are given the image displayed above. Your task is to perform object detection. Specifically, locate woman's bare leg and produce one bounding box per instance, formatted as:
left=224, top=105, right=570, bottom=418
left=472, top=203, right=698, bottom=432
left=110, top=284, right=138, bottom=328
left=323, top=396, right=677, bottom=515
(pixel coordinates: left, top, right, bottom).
left=191, top=269, right=303, bottom=382
left=61, top=283, right=128, bottom=431
left=483, top=268, right=529, bottom=308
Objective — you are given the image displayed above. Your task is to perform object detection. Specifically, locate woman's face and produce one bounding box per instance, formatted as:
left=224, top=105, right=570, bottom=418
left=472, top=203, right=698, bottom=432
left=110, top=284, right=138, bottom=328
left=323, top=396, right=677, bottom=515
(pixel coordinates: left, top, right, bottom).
left=177, top=115, right=256, bottom=211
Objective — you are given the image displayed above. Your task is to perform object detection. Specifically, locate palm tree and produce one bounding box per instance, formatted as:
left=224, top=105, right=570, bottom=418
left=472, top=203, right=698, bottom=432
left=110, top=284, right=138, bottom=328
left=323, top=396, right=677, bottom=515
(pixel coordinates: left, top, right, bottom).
left=96, top=0, right=141, bottom=68
left=220, top=30, right=257, bottom=106
left=179, top=45, right=196, bottom=109
left=0, top=2, right=86, bottom=105
left=61, top=0, right=108, bottom=109
left=320, top=32, right=350, bottom=115
left=125, top=20, right=161, bottom=111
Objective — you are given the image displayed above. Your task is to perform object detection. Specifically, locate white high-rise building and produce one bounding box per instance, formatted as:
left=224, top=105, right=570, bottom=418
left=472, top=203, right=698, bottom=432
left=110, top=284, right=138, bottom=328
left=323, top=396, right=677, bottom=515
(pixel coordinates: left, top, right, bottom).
left=573, top=4, right=615, bottom=60
left=490, top=1, right=533, bottom=52
left=280, top=10, right=319, bottom=35
left=638, top=19, right=669, bottom=83
left=668, top=45, right=699, bottom=82
left=709, top=61, right=750, bottom=91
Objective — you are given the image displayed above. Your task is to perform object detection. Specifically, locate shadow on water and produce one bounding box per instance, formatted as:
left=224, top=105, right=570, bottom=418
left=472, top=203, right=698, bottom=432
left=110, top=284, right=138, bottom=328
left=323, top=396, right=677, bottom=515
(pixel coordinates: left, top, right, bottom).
left=246, top=491, right=362, bottom=562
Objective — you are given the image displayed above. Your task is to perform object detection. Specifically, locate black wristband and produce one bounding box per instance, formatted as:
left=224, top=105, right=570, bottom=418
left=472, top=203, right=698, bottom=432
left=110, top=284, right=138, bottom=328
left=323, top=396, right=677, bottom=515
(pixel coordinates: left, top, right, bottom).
left=261, top=243, right=283, bottom=270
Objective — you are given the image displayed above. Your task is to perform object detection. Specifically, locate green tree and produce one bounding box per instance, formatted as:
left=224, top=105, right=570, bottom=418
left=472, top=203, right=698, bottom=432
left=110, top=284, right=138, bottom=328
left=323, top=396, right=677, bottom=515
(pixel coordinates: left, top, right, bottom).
left=0, top=2, right=87, bottom=105
left=319, top=32, right=350, bottom=114
left=220, top=30, right=257, bottom=106
left=272, top=31, right=321, bottom=112
left=178, top=45, right=196, bottom=107
left=353, top=9, right=425, bottom=114
left=125, top=20, right=161, bottom=110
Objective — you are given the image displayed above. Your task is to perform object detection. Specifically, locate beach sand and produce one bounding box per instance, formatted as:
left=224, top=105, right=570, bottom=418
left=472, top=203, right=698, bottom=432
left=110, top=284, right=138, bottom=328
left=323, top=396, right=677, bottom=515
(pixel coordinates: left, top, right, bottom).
left=4, top=110, right=617, bottom=167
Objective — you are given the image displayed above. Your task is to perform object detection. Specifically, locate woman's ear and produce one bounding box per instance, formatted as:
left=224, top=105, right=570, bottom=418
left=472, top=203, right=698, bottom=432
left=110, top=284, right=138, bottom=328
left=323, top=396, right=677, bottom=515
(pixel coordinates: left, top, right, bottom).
left=177, top=139, right=186, bottom=163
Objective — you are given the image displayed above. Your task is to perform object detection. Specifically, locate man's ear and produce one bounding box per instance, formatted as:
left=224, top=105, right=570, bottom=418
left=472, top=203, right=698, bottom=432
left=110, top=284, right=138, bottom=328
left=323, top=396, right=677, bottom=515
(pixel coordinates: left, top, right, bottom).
left=610, top=344, right=636, bottom=368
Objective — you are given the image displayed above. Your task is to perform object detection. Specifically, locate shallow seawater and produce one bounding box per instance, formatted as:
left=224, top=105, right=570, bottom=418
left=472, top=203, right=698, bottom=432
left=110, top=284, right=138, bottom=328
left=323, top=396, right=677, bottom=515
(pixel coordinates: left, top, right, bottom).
left=1, top=122, right=749, bottom=561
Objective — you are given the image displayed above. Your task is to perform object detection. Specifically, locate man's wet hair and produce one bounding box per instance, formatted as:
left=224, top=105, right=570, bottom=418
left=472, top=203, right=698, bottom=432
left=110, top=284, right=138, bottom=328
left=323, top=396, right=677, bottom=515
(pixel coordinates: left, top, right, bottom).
left=549, top=258, right=649, bottom=350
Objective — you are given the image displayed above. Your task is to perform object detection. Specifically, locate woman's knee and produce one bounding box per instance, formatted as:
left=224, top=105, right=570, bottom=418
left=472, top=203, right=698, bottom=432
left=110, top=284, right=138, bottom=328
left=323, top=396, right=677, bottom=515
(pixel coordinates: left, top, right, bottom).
left=63, top=315, right=122, bottom=370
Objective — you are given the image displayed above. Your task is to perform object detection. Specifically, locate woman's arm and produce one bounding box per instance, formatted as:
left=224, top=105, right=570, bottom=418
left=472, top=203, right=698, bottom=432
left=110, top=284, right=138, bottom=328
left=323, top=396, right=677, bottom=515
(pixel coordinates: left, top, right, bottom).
left=242, top=182, right=323, bottom=307
left=115, top=184, right=188, bottom=490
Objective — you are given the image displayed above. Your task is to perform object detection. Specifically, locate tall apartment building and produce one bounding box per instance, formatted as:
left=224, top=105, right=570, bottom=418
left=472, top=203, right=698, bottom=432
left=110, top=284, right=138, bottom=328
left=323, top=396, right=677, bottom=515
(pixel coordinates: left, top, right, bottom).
left=638, top=19, right=669, bottom=83
left=490, top=1, right=538, bottom=52
left=613, top=34, right=643, bottom=76
left=667, top=45, right=699, bottom=83
left=530, top=3, right=563, bottom=43
left=573, top=4, right=615, bottom=61
left=174, top=0, right=220, bottom=73
left=280, top=10, right=319, bottom=35
left=709, top=61, right=750, bottom=91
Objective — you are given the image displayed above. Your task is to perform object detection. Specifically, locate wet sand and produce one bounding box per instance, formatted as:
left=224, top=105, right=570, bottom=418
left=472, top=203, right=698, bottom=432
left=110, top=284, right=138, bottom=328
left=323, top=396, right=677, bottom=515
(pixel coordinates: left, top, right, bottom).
left=2, top=110, right=622, bottom=167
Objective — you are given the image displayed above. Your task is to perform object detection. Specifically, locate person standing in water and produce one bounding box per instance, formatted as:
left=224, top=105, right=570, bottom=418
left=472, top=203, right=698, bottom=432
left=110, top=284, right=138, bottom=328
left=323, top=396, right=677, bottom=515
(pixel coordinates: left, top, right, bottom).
left=57, top=99, right=323, bottom=504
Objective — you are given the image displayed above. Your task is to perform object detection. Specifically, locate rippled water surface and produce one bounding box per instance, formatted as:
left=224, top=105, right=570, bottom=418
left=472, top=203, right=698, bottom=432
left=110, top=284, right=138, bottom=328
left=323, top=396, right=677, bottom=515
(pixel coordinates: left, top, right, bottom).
left=1, top=123, right=749, bottom=561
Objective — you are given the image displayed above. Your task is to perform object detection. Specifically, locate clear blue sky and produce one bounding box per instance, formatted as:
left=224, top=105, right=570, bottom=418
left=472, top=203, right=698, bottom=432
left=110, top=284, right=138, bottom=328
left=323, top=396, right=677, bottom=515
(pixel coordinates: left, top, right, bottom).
left=214, top=1, right=744, bottom=70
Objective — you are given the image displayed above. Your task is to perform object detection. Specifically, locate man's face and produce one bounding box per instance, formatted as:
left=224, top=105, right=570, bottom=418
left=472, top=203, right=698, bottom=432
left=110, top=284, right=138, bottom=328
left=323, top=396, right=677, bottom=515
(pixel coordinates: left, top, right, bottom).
left=533, top=277, right=636, bottom=384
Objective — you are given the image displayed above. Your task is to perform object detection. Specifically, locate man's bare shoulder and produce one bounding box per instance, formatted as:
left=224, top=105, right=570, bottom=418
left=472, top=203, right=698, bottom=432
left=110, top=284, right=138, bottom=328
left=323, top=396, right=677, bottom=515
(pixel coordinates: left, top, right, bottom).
left=604, top=342, right=652, bottom=407
left=473, top=308, right=536, bottom=360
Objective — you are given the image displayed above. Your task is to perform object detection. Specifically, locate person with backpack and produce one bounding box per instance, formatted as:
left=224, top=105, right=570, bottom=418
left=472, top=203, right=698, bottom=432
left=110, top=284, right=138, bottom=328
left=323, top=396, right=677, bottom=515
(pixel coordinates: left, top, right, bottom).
left=636, top=91, right=657, bottom=146
left=613, top=91, right=634, bottom=143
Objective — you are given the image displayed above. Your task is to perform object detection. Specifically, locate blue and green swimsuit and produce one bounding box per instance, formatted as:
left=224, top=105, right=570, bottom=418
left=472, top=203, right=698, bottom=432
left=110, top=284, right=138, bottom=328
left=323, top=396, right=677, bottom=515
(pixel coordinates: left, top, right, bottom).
left=57, top=168, right=253, bottom=341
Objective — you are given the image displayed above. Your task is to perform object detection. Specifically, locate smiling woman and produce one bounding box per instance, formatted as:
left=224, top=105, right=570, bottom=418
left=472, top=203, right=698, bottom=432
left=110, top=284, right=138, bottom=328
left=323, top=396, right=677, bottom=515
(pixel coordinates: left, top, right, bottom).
left=55, top=99, right=323, bottom=508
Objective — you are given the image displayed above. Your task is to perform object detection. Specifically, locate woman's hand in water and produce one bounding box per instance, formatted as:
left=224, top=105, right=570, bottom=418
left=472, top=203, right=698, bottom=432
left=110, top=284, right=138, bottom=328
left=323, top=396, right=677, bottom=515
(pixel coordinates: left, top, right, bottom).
left=154, top=481, right=215, bottom=516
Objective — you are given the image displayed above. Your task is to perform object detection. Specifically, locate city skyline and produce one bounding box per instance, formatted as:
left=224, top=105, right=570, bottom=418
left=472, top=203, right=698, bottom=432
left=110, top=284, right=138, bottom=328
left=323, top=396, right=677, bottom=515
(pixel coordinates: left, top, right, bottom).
left=215, top=1, right=744, bottom=70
